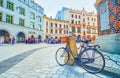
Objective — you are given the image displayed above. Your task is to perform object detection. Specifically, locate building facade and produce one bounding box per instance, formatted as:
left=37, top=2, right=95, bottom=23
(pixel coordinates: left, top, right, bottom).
left=94, top=0, right=120, bottom=54
left=0, top=0, right=44, bottom=43
left=94, top=0, right=120, bottom=35
left=56, top=7, right=98, bottom=40
left=44, top=15, right=69, bottom=38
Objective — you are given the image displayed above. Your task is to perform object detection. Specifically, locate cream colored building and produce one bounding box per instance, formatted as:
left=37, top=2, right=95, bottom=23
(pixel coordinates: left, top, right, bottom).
left=0, top=0, right=44, bottom=43
left=56, top=7, right=98, bottom=40
left=44, top=15, right=70, bottom=38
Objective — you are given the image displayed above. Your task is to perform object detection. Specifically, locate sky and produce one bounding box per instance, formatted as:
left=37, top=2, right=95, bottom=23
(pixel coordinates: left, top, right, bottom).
left=34, top=0, right=97, bottom=18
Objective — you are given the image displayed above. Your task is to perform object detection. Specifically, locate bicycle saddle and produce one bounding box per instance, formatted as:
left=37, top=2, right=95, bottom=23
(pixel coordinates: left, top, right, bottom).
left=80, top=40, right=89, bottom=44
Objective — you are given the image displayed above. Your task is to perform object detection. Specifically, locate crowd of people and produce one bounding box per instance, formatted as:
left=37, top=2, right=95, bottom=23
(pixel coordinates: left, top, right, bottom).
left=25, top=35, right=42, bottom=44
left=44, top=36, right=61, bottom=44
left=0, top=35, right=95, bottom=46
left=44, top=35, right=96, bottom=44
left=0, top=36, right=15, bottom=46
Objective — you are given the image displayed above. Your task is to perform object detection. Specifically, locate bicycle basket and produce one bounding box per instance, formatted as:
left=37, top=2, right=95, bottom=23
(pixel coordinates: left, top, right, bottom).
left=61, top=36, right=69, bottom=43
left=80, top=42, right=84, bottom=47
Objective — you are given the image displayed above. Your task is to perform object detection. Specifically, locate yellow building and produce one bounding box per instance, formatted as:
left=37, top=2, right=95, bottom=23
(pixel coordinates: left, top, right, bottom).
left=56, top=7, right=98, bottom=40
left=44, top=16, right=70, bottom=38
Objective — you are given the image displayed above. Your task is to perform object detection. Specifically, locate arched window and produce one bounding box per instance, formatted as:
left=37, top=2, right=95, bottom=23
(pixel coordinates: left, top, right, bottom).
left=17, top=32, right=25, bottom=43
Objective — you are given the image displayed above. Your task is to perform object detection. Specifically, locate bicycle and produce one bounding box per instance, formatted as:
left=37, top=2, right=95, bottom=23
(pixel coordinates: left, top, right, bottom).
left=55, top=38, right=105, bottom=74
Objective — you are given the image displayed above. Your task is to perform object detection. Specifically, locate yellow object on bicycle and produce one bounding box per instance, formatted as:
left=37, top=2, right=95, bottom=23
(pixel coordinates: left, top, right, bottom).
left=66, top=37, right=78, bottom=65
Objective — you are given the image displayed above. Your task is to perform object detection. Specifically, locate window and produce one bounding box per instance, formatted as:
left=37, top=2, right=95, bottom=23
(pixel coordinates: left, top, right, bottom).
left=78, top=21, right=80, bottom=24
left=7, top=1, right=14, bottom=11
left=6, top=15, right=13, bottom=24
left=0, top=13, right=2, bottom=21
left=38, top=24, right=42, bottom=30
left=83, top=18, right=85, bottom=22
left=55, top=30, right=57, bottom=33
left=19, top=7, right=25, bottom=15
left=87, top=28, right=91, bottom=33
left=77, top=27, right=81, bottom=33
left=64, top=25, right=65, bottom=28
left=92, top=29, right=96, bottom=33
left=91, top=18, right=93, bottom=21
left=79, top=16, right=80, bottom=19
left=51, top=23, right=53, bottom=27
left=38, top=16, right=41, bottom=22
left=31, top=12, right=35, bottom=20
left=83, top=31, right=86, bottom=35
left=50, top=29, right=53, bottom=33
left=30, top=22, right=35, bottom=29
left=71, top=14, right=74, bottom=18
left=75, top=15, right=77, bottom=18
left=0, top=0, right=3, bottom=6
left=66, top=31, right=68, bottom=34
left=19, top=19, right=24, bottom=26
left=66, top=25, right=68, bottom=28
left=83, top=13, right=85, bottom=16
left=55, top=23, right=57, bottom=27
left=72, top=27, right=75, bottom=33
left=59, top=24, right=61, bottom=28
left=46, top=28, right=48, bottom=33
left=71, top=20, right=74, bottom=24
left=64, top=30, right=65, bottom=34
left=87, top=17, right=89, bottom=20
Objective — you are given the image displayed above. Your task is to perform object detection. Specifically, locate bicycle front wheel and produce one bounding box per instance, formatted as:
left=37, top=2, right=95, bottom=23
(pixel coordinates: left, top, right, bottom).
left=55, top=47, right=69, bottom=66
left=80, top=49, right=105, bottom=73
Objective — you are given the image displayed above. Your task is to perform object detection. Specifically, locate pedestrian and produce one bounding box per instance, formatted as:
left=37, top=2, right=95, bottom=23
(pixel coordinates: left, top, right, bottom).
left=76, top=35, right=81, bottom=43
left=50, top=37, right=53, bottom=44
left=55, top=37, right=58, bottom=43
left=38, top=35, right=41, bottom=43
left=0, top=37, right=3, bottom=46
left=11, top=36, right=15, bottom=45
left=27, top=37, right=31, bottom=44
left=44, top=36, right=49, bottom=43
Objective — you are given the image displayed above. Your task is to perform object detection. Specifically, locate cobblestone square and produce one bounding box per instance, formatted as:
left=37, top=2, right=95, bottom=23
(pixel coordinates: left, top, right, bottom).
left=0, top=43, right=119, bottom=78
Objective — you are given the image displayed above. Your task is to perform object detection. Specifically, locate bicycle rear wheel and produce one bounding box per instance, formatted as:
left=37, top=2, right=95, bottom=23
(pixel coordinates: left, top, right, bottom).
left=80, top=49, right=105, bottom=73
left=55, top=47, right=69, bottom=66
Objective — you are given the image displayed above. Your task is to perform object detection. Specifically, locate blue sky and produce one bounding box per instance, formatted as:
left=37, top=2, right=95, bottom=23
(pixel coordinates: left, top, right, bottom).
left=34, top=0, right=97, bottom=18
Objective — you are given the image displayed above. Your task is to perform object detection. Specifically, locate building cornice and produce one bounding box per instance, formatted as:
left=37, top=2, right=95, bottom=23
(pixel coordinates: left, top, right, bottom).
left=70, top=9, right=96, bottom=16
left=44, top=16, right=69, bottom=23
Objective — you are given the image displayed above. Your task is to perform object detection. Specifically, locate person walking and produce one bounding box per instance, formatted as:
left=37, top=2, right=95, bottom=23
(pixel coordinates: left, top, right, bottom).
left=0, top=37, right=3, bottom=46
left=11, top=36, right=15, bottom=45
left=38, top=35, right=41, bottom=43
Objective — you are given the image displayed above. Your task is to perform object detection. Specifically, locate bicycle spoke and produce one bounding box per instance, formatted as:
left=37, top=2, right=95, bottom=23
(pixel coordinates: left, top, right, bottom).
left=80, top=49, right=105, bottom=73
left=55, top=48, right=69, bottom=66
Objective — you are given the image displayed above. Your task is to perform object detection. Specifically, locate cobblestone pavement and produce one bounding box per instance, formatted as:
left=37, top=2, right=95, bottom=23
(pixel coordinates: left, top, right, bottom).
left=0, top=43, right=117, bottom=78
